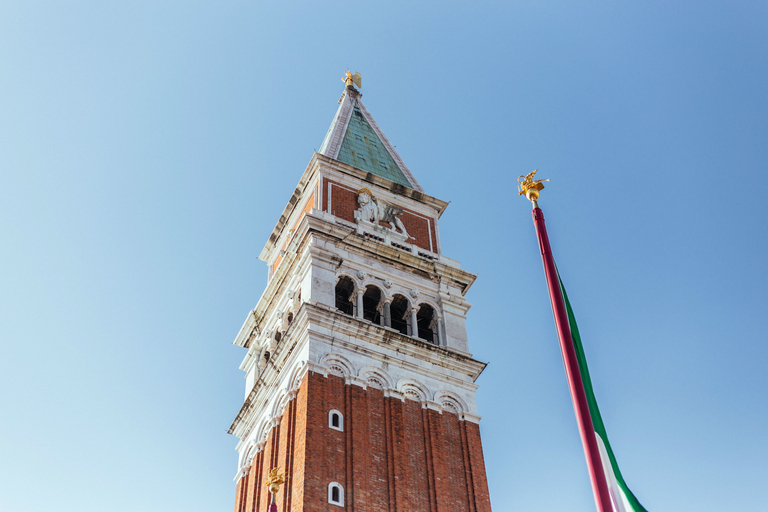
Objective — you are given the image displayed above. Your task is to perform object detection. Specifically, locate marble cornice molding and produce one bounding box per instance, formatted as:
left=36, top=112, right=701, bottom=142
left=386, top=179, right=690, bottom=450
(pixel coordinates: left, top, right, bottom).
left=304, top=303, right=486, bottom=386
left=257, top=140, right=447, bottom=266
left=229, top=308, right=311, bottom=437
left=235, top=346, right=484, bottom=451
left=311, top=351, right=483, bottom=420
left=238, top=220, right=315, bottom=351
left=313, top=153, right=446, bottom=214
left=260, top=158, right=320, bottom=261
left=300, top=213, right=477, bottom=294
left=230, top=301, right=486, bottom=440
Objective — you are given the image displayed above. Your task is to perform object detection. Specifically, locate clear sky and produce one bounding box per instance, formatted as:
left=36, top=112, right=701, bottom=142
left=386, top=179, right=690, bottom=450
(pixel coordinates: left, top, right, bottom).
left=1, top=1, right=767, bottom=511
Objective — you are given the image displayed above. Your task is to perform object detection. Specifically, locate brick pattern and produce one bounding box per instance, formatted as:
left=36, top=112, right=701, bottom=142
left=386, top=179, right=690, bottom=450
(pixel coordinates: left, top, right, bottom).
left=325, top=180, right=437, bottom=253
left=235, top=371, right=492, bottom=512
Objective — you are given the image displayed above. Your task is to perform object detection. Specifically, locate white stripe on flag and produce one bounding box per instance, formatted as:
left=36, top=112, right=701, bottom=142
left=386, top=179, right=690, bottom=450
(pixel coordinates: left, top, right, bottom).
left=595, top=432, right=635, bottom=512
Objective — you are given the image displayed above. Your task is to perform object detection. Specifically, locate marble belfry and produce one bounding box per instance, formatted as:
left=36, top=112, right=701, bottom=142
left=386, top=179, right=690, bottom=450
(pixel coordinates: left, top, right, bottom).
left=229, top=75, right=493, bottom=512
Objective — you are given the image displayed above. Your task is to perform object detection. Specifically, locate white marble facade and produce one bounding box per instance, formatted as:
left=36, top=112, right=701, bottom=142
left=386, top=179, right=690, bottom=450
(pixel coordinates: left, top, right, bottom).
left=229, top=154, right=485, bottom=480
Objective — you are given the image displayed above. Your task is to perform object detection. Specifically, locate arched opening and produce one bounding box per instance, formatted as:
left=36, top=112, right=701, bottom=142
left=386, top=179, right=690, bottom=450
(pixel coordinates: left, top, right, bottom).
left=390, top=294, right=410, bottom=336
left=287, top=311, right=294, bottom=325
left=335, top=276, right=355, bottom=316
left=328, top=409, right=344, bottom=431
left=328, top=482, right=344, bottom=506
left=417, top=303, right=437, bottom=344
left=362, top=285, right=382, bottom=324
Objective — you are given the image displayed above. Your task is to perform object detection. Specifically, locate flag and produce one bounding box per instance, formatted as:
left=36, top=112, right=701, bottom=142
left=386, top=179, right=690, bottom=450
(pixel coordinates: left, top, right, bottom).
left=559, top=274, right=648, bottom=512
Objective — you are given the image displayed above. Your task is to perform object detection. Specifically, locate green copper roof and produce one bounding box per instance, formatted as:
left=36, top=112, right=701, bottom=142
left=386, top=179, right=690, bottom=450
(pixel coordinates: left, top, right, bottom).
left=337, top=107, right=412, bottom=187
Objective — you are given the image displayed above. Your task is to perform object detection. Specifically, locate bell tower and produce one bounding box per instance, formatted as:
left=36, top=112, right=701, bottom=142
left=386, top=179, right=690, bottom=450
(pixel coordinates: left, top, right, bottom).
left=229, top=76, right=493, bottom=512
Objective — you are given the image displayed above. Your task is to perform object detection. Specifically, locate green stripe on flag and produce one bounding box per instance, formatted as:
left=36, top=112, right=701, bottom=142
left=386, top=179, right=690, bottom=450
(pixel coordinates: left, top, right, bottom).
left=558, top=274, right=648, bottom=512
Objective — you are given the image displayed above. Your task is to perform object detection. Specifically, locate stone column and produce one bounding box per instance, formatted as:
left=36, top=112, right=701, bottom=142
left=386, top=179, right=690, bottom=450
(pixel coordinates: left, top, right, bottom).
left=356, top=289, right=365, bottom=319
left=435, top=315, right=445, bottom=346
left=382, top=299, right=391, bottom=327
left=410, top=306, right=419, bottom=338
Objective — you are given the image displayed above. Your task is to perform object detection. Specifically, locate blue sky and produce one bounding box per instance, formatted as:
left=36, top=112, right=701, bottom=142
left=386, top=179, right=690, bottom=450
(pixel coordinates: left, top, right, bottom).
left=1, top=1, right=767, bottom=511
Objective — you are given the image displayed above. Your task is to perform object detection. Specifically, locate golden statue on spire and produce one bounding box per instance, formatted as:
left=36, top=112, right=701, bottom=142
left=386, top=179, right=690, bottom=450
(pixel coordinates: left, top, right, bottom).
left=518, top=169, right=550, bottom=206
left=344, top=70, right=362, bottom=89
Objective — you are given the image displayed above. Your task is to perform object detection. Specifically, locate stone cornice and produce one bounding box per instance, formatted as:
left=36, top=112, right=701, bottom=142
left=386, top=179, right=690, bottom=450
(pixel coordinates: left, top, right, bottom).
left=235, top=209, right=477, bottom=349
left=259, top=153, right=451, bottom=265
left=228, top=300, right=488, bottom=438
left=305, top=302, right=487, bottom=383
left=235, top=216, right=314, bottom=349
left=229, top=302, right=311, bottom=436
left=232, top=309, right=258, bottom=349
left=259, top=156, right=320, bottom=262
left=313, top=153, right=446, bottom=214
left=304, top=211, right=477, bottom=294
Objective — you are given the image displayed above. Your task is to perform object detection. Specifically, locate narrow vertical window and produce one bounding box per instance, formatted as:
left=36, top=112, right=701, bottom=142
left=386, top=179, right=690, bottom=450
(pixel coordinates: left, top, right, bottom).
left=362, top=285, right=382, bottom=323
left=389, top=294, right=410, bottom=335
left=328, top=482, right=344, bottom=506
left=416, top=303, right=437, bottom=344
left=328, top=409, right=344, bottom=431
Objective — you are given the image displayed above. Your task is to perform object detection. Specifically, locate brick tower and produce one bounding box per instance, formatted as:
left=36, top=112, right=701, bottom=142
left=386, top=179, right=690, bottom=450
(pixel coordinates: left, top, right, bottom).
left=229, top=74, right=492, bottom=512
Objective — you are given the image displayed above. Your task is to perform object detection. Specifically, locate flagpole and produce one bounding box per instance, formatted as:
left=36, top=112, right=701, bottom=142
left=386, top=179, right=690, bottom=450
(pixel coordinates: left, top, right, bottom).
left=518, top=172, right=613, bottom=512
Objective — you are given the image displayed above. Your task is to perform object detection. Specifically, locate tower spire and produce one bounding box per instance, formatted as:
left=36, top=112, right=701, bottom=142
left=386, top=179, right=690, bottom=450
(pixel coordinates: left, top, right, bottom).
left=318, top=72, right=424, bottom=192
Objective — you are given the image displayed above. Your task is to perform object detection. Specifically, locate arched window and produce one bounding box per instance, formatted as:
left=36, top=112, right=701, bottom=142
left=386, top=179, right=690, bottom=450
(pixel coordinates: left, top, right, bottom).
left=417, top=303, right=437, bottom=344
left=328, top=409, right=344, bottom=431
left=287, top=311, right=294, bottom=325
left=328, top=482, right=344, bottom=507
left=335, top=276, right=355, bottom=316
left=389, top=294, right=410, bottom=335
left=362, top=285, right=382, bottom=324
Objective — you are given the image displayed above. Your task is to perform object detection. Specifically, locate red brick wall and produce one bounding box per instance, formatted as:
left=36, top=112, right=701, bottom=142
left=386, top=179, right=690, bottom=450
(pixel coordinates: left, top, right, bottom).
left=235, top=371, right=492, bottom=512
left=234, top=475, right=244, bottom=512
left=325, top=180, right=438, bottom=253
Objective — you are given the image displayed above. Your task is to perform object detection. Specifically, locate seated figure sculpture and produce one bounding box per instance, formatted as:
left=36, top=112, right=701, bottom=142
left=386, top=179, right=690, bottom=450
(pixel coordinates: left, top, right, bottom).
left=355, top=188, right=410, bottom=239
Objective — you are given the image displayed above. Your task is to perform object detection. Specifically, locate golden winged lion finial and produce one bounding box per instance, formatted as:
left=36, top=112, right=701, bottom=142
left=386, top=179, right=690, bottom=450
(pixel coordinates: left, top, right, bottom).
left=344, top=70, right=362, bottom=89
left=267, top=467, right=285, bottom=496
left=518, top=169, right=550, bottom=205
